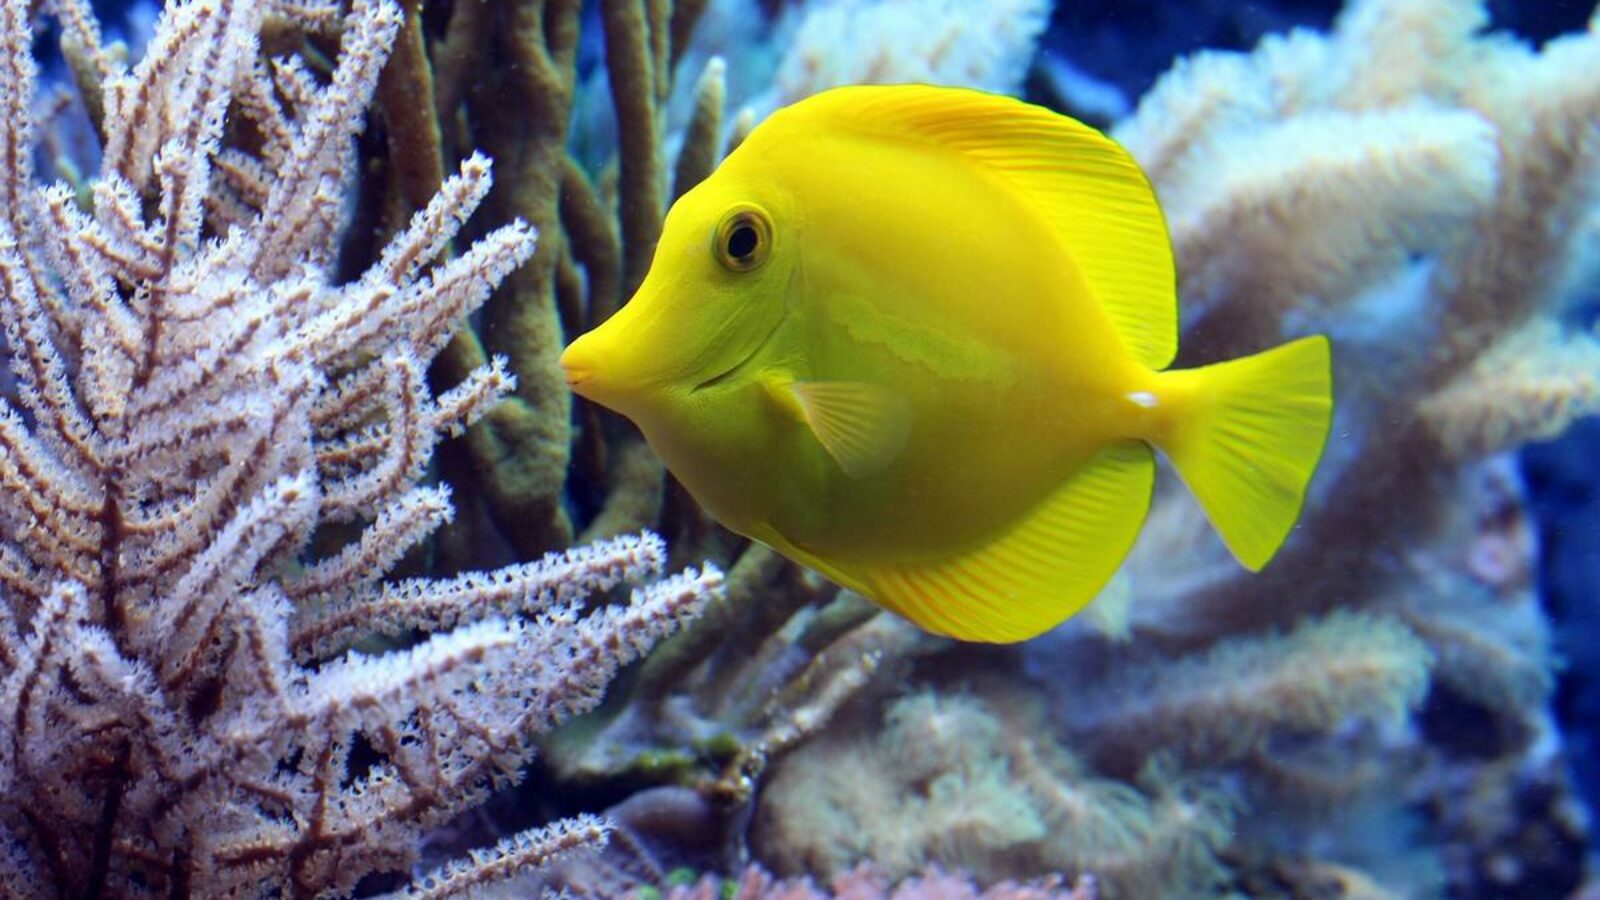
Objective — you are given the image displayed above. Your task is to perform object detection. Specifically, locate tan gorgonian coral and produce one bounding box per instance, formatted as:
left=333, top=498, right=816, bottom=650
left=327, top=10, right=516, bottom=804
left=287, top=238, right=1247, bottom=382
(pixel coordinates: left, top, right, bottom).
left=1060, top=611, right=1435, bottom=768
left=1105, top=0, right=1598, bottom=645
left=755, top=688, right=1237, bottom=899
left=762, top=0, right=1050, bottom=111
left=0, top=0, right=719, bottom=896
left=1419, top=319, right=1600, bottom=460
left=641, top=863, right=1099, bottom=900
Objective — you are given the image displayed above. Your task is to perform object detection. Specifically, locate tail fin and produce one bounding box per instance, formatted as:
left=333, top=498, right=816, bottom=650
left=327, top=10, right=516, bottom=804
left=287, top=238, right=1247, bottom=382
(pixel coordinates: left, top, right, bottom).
left=1156, top=336, right=1333, bottom=570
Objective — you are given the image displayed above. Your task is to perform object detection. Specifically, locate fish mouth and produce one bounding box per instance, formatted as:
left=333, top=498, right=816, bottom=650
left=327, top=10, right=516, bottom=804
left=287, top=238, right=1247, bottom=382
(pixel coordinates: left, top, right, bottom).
left=560, top=361, right=589, bottom=390
left=558, top=343, right=596, bottom=395
left=692, top=311, right=785, bottom=393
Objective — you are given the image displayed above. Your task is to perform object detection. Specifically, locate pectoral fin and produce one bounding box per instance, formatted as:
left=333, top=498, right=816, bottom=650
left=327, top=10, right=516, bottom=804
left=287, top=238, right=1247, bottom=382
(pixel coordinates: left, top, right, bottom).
left=776, top=380, right=913, bottom=478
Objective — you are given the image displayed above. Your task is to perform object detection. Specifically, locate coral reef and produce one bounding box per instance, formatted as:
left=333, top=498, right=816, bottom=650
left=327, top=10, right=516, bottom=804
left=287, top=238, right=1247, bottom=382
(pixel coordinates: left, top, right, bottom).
left=760, top=0, right=1050, bottom=110
left=1032, top=0, right=1597, bottom=893
left=5, top=0, right=1596, bottom=895
left=0, top=0, right=719, bottom=894
left=546, top=0, right=1600, bottom=897
left=753, top=687, right=1237, bottom=898
left=636, top=864, right=1099, bottom=900
left=1100, top=0, right=1595, bottom=729
left=1059, top=612, right=1433, bottom=772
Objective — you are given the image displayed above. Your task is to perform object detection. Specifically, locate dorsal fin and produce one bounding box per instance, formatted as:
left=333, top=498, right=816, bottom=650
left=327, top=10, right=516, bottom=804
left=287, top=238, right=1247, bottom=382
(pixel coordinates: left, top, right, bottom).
left=782, top=84, right=1178, bottom=369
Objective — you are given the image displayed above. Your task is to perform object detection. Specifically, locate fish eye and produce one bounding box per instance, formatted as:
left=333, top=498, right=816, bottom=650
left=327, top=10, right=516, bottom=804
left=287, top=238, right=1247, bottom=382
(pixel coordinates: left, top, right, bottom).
left=728, top=224, right=758, bottom=259
left=713, top=206, right=772, bottom=272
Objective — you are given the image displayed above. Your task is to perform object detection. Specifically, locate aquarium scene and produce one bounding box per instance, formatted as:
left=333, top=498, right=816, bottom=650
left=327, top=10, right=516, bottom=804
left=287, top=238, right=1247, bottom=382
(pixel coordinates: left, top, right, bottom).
left=0, top=0, right=1597, bottom=896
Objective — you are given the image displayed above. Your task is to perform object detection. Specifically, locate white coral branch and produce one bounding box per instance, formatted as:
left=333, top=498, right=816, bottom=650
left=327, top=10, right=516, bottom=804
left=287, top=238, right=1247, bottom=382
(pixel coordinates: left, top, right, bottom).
left=290, top=531, right=671, bottom=661
left=0, top=0, right=715, bottom=894
left=395, top=815, right=611, bottom=900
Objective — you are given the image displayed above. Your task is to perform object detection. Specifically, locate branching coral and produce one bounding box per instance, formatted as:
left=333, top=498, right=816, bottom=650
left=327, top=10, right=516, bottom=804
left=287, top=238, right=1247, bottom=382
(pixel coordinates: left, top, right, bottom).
left=762, top=0, right=1050, bottom=109
left=1060, top=611, right=1434, bottom=772
left=1112, top=0, right=1600, bottom=605
left=1096, top=0, right=1597, bottom=714
left=0, top=0, right=720, bottom=894
left=641, top=864, right=1099, bottom=900
left=1419, top=320, right=1600, bottom=460
left=753, top=687, right=1236, bottom=899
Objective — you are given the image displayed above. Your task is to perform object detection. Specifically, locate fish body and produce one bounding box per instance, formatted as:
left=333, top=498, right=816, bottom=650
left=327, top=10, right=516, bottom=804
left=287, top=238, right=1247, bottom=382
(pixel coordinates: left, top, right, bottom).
left=562, top=85, right=1332, bottom=642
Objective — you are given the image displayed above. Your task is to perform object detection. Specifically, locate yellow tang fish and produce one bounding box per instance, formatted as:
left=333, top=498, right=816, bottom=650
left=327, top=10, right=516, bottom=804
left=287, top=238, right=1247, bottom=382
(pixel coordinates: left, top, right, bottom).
left=561, top=84, right=1332, bottom=643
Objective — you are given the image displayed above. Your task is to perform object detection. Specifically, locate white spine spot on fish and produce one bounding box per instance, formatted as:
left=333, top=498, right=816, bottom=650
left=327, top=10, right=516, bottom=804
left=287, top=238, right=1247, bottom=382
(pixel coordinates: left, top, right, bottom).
left=1126, top=390, right=1158, bottom=409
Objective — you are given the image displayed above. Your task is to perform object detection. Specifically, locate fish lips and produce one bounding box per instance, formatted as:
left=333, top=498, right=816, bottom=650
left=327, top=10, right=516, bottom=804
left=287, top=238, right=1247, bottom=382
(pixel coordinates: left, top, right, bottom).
left=558, top=341, right=595, bottom=391
left=558, top=321, right=671, bottom=412
left=559, top=333, right=616, bottom=403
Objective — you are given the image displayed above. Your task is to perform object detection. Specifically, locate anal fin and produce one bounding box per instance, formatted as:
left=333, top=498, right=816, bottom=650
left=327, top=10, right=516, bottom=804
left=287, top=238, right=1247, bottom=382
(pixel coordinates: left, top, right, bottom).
left=781, top=442, right=1155, bottom=643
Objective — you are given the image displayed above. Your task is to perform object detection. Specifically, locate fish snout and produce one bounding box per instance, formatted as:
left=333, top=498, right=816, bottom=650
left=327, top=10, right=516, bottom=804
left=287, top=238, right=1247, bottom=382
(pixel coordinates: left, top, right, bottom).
left=560, top=305, right=665, bottom=409
left=559, top=340, right=598, bottom=396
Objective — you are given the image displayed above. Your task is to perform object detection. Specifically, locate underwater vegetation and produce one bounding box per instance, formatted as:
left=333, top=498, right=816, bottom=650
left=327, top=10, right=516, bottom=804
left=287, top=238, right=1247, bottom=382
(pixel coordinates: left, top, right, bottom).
left=0, top=0, right=1596, bottom=898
